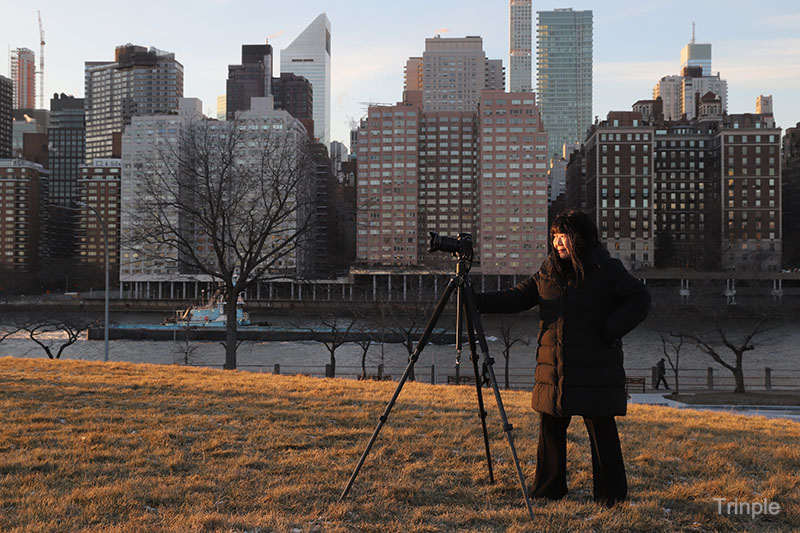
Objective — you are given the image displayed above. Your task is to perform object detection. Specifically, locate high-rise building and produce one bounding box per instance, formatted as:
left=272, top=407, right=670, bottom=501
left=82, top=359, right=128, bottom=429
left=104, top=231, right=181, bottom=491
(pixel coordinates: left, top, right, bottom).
left=0, top=76, right=11, bottom=158
left=308, top=142, right=335, bottom=275
left=11, top=109, right=48, bottom=159
left=120, top=98, right=201, bottom=280
left=10, top=48, right=36, bottom=110
left=78, top=158, right=121, bottom=285
left=120, top=97, right=312, bottom=283
left=653, top=72, right=728, bottom=121
left=329, top=140, right=347, bottom=173
left=355, top=101, right=421, bottom=266
left=355, top=82, right=548, bottom=273
left=85, top=44, right=184, bottom=163
left=0, top=159, right=48, bottom=274
left=417, top=110, right=479, bottom=270
left=549, top=142, right=582, bottom=204
left=581, top=111, right=655, bottom=271
left=281, top=13, right=331, bottom=146
left=575, top=100, right=781, bottom=272
left=404, top=57, right=424, bottom=92
left=48, top=94, right=85, bottom=206
left=681, top=37, right=711, bottom=76
left=478, top=91, right=549, bottom=274
left=329, top=158, right=357, bottom=272
left=225, top=44, right=273, bottom=120
left=653, top=36, right=727, bottom=121
left=509, top=0, right=533, bottom=92
left=422, top=36, right=505, bottom=113
left=536, top=8, right=593, bottom=159
left=216, top=95, right=227, bottom=121
left=756, top=95, right=773, bottom=116
left=272, top=73, right=314, bottom=138
left=782, top=122, right=800, bottom=268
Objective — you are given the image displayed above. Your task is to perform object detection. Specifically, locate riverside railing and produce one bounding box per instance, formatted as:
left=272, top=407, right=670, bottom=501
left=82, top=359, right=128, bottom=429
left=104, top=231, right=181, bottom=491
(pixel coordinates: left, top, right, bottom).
left=190, top=363, right=799, bottom=392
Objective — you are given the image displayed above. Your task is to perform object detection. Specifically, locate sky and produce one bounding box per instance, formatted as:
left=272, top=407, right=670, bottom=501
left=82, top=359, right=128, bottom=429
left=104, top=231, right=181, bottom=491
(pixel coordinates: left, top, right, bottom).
left=3, top=0, right=800, bottom=149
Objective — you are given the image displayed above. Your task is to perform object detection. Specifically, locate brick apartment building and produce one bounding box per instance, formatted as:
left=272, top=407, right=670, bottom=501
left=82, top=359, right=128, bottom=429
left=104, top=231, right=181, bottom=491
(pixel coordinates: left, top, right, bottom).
left=78, top=158, right=121, bottom=286
left=477, top=91, right=549, bottom=274
left=417, top=110, right=478, bottom=269
left=573, top=95, right=781, bottom=271
left=354, top=90, right=549, bottom=274
left=0, top=159, right=48, bottom=275
left=355, top=100, right=421, bottom=266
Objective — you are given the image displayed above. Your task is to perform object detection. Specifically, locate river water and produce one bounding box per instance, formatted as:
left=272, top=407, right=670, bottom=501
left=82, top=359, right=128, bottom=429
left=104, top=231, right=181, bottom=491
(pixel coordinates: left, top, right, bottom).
left=2, top=311, right=798, bottom=390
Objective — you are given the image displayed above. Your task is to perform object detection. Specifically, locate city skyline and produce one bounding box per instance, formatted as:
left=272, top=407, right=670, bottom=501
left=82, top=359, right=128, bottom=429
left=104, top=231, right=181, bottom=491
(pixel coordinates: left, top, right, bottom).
left=2, top=0, right=799, bottom=149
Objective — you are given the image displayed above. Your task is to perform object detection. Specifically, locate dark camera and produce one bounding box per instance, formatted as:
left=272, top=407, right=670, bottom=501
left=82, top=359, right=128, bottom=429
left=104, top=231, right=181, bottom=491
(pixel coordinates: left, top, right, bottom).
left=429, top=232, right=473, bottom=257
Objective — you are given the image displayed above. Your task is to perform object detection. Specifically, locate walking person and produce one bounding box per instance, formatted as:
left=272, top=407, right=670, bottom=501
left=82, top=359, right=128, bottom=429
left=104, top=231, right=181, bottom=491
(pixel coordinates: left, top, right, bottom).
left=655, top=358, right=670, bottom=390
left=476, top=210, right=650, bottom=507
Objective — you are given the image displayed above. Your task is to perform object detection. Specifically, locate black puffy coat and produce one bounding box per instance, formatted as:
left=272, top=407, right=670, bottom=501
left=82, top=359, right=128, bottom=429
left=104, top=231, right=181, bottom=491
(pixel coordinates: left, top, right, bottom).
left=477, top=249, right=650, bottom=417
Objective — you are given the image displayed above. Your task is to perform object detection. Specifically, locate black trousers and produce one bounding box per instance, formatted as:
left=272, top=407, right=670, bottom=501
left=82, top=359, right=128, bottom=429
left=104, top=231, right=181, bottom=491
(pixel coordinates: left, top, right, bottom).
left=531, top=412, right=627, bottom=506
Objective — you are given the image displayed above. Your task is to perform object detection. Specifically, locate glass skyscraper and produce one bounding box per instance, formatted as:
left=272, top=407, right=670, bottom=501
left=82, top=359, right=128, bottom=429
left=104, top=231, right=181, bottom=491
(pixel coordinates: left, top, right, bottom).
left=48, top=94, right=85, bottom=206
left=536, top=8, right=593, bottom=158
left=280, top=13, right=331, bottom=146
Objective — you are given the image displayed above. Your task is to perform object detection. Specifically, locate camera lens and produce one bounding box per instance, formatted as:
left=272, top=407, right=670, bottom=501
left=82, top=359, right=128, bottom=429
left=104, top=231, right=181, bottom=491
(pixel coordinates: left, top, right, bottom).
left=428, top=232, right=459, bottom=253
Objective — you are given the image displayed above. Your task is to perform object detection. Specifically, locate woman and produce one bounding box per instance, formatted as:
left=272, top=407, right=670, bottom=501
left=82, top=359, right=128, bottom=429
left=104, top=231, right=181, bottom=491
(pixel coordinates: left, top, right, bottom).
left=476, top=210, right=650, bottom=506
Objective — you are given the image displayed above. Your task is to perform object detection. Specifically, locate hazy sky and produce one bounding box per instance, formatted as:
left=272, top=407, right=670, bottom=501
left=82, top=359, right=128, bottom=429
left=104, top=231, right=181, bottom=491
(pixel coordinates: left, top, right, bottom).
left=3, top=0, right=799, bottom=148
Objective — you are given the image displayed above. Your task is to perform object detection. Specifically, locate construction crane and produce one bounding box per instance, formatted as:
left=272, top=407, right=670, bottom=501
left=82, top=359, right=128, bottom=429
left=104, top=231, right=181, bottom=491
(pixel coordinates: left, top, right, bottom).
left=38, top=10, right=45, bottom=109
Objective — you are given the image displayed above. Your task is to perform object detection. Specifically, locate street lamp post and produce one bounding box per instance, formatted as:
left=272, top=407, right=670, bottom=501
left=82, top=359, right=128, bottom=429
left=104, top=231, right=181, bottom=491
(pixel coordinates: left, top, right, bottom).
left=78, top=201, right=110, bottom=362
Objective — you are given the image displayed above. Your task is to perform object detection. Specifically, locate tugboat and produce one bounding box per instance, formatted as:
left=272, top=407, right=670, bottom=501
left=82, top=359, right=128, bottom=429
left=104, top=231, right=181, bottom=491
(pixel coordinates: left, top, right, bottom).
left=162, top=286, right=250, bottom=327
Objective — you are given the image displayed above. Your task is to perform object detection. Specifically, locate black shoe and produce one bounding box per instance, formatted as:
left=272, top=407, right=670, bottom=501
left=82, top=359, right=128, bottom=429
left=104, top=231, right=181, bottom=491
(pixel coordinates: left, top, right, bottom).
left=595, top=497, right=626, bottom=508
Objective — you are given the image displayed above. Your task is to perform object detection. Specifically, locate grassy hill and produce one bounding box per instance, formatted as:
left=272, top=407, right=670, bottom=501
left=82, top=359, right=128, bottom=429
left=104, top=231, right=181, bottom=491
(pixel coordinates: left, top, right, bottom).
left=0, top=357, right=797, bottom=532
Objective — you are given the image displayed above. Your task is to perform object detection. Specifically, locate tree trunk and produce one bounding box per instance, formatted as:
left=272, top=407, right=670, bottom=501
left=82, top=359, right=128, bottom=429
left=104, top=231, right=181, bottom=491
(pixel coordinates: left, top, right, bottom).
left=224, top=289, right=238, bottom=370
left=733, top=366, right=746, bottom=394
left=329, top=350, right=336, bottom=378
left=733, top=351, right=746, bottom=393
left=360, top=351, right=367, bottom=379
left=504, top=353, right=510, bottom=390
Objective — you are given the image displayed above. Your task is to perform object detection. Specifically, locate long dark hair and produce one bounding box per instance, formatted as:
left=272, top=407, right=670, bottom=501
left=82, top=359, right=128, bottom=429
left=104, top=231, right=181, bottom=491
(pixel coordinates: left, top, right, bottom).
left=544, top=210, right=601, bottom=284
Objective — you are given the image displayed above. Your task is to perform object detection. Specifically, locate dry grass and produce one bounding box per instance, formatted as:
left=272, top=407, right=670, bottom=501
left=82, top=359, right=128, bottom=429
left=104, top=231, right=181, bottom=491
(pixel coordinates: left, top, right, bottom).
left=0, top=357, right=798, bottom=532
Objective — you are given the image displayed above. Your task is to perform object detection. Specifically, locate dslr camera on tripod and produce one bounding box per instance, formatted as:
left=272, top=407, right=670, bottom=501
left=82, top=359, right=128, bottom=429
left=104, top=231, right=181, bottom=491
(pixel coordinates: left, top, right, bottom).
left=428, top=231, right=473, bottom=258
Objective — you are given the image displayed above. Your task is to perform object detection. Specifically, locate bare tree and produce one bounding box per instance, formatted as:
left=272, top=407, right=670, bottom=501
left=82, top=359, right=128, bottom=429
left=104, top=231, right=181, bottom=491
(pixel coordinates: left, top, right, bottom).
left=126, top=113, right=315, bottom=370
left=173, top=323, right=202, bottom=366
left=665, top=281, right=784, bottom=394
left=354, top=334, right=374, bottom=380
left=385, top=304, right=426, bottom=382
left=12, top=314, right=98, bottom=359
left=318, top=314, right=355, bottom=378
left=497, top=316, right=530, bottom=389
left=352, top=310, right=376, bottom=379
left=385, top=298, right=451, bottom=383
left=681, top=316, right=779, bottom=394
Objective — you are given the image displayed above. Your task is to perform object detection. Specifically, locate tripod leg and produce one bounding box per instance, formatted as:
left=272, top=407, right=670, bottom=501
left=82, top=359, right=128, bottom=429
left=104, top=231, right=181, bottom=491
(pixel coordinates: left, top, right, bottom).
left=455, top=280, right=463, bottom=382
left=461, top=285, right=495, bottom=484
left=462, top=279, right=535, bottom=520
left=340, top=278, right=457, bottom=501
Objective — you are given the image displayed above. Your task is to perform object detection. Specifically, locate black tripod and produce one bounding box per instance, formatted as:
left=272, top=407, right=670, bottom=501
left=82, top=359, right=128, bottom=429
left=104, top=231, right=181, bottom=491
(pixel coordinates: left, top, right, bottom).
left=339, top=242, right=535, bottom=520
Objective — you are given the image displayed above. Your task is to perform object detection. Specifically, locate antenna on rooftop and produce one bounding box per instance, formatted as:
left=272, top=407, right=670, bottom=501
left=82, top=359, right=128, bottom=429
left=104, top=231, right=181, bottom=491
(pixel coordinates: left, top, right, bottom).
left=691, top=22, right=696, bottom=44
